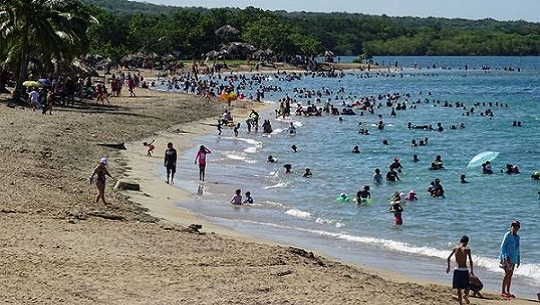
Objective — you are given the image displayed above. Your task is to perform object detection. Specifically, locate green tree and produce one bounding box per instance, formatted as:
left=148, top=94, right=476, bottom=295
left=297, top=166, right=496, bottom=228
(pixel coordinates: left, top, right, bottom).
left=86, top=5, right=130, bottom=60
left=242, top=16, right=295, bottom=54
left=0, top=0, right=96, bottom=100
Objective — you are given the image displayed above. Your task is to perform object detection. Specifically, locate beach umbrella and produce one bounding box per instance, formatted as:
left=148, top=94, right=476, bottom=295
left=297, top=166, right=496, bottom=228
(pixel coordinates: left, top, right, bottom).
left=205, top=50, right=220, bottom=59
left=467, top=151, right=499, bottom=168
left=38, top=78, right=52, bottom=87
left=215, top=25, right=240, bottom=39
left=22, top=80, right=42, bottom=87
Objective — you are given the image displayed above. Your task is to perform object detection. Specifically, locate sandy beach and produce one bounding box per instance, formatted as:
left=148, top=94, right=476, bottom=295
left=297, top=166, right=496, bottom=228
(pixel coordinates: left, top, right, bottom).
left=0, top=84, right=537, bottom=304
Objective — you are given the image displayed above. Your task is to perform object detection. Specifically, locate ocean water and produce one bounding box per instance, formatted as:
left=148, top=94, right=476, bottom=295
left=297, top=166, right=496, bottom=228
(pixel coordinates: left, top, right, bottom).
left=161, top=57, right=540, bottom=298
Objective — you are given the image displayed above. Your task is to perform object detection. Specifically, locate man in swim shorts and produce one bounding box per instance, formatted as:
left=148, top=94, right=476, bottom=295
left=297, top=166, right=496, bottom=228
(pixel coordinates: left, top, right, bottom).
left=164, top=142, right=177, bottom=184
left=446, top=235, right=474, bottom=305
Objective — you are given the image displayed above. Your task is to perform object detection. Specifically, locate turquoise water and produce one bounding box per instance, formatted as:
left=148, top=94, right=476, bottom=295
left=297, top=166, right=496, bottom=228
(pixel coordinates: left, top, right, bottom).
left=164, top=57, right=540, bottom=297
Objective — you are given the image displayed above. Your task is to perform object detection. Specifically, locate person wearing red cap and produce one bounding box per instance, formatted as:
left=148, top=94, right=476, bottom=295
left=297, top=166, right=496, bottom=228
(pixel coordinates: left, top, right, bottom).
left=499, top=220, right=521, bottom=299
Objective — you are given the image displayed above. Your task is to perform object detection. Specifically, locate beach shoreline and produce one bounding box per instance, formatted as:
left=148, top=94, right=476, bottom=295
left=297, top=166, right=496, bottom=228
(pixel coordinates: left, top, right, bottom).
left=0, top=84, right=537, bottom=304
left=116, top=90, right=536, bottom=304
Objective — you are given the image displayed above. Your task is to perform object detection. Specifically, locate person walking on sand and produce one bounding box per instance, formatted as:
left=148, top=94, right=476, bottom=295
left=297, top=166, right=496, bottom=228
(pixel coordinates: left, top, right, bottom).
left=499, top=220, right=521, bottom=299
left=446, top=235, right=474, bottom=305
left=28, top=87, right=40, bottom=111
left=90, top=158, right=114, bottom=204
left=164, top=142, right=177, bottom=184
left=194, top=145, right=211, bottom=182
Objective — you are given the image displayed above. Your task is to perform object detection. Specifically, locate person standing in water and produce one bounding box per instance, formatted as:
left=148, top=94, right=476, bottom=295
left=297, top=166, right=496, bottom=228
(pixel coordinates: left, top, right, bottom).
left=194, top=145, right=211, bottom=182
left=164, top=142, right=177, bottom=184
left=499, top=221, right=521, bottom=299
left=389, top=193, right=403, bottom=225
left=446, top=235, right=474, bottom=305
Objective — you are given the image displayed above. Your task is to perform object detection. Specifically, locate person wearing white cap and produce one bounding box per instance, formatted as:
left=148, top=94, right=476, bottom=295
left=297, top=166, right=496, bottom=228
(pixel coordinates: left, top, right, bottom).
left=90, top=157, right=113, bottom=204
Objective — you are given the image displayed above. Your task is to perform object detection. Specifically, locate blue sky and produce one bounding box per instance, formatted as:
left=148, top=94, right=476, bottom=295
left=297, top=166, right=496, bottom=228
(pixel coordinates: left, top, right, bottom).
left=141, top=0, right=540, bottom=22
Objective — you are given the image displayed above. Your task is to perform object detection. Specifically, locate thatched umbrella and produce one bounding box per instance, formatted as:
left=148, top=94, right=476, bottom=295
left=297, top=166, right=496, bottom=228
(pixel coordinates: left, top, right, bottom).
left=323, top=50, right=336, bottom=63
left=215, top=25, right=240, bottom=40
left=224, top=42, right=256, bottom=59
left=161, top=53, right=176, bottom=61
left=120, top=54, right=134, bottom=63
left=205, top=50, right=220, bottom=60
left=252, top=49, right=274, bottom=61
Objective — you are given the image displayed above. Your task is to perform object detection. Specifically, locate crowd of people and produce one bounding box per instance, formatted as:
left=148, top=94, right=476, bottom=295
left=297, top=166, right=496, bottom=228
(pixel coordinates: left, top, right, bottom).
left=21, top=71, right=144, bottom=113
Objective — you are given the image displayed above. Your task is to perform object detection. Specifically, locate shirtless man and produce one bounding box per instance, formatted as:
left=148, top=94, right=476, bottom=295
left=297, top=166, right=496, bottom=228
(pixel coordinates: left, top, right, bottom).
left=446, top=235, right=474, bottom=305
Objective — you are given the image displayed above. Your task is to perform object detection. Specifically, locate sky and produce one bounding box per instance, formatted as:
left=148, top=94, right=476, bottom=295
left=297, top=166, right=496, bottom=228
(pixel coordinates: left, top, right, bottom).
left=140, top=0, right=540, bottom=22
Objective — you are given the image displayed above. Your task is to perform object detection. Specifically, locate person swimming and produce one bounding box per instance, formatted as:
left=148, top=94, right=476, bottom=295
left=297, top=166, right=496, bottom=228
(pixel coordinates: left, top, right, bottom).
left=482, top=161, right=493, bottom=174
left=284, top=164, right=292, bottom=174
left=430, top=178, right=445, bottom=197
left=267, top=155, right=277, bottom=163
left=430, top=155, right=444, bottom=170
left=386, top=168, right=400, bottom=182
left=352, top=145, right=360, bottom=153
left=405, top=190, right=418, bottom=201
left=356, top=185, right=371, bottom=205
left=373, top=168, right=383, bottom=184
left=505, top=164, right=520, bottom=174
left=302, top=168, right=313, bottom=178
left=288, top=122, right=297, bottom=135
left=389, top=157, right=403, bottom=173
left=336, top=193, right=351, bottom=203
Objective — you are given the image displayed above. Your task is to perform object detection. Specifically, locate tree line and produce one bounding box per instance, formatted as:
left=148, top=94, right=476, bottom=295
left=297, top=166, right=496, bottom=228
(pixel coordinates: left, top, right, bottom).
left=3, top=0, right=540, bottom=100
left=85, top=0, right=540, bottom=58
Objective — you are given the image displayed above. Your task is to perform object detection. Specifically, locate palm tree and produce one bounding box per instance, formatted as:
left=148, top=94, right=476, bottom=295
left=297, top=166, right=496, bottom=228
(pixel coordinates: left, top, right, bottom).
left=0, top=0, right=96, bottom=101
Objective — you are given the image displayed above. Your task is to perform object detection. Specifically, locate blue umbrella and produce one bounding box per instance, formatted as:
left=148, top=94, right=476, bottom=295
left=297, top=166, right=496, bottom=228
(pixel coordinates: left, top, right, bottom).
left=38, top=78, right=52, bottom=87
left=467, top=151, right=499, bottom=168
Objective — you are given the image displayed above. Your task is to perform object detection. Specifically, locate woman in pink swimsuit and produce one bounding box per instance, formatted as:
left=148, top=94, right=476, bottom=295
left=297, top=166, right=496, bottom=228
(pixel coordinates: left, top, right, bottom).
left=194, top=145, right=211, bottom=181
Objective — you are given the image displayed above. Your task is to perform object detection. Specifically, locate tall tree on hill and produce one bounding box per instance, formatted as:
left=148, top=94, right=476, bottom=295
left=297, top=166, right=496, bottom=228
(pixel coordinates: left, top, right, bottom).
left=0, top=0, right=96, bottom=101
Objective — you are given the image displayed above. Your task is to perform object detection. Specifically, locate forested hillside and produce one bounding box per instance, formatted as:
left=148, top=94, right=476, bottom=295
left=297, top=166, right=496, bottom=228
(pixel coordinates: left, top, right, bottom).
left=83, top=0, right=540, bottom=57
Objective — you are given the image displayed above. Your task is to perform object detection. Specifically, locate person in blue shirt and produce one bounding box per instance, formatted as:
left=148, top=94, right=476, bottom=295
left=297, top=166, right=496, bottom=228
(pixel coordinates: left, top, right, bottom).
left=243, top=191, right=254, bottom=204
left=499, top=220, right=521, bottom=299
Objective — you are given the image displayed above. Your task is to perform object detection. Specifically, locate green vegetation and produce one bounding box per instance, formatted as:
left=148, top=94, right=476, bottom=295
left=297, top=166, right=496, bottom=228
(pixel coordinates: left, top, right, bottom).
left=3, top=0, right=540, bottom=97
left=81, top=0, right=540, bottom=58
left=0, top=0, right=96, bottom=99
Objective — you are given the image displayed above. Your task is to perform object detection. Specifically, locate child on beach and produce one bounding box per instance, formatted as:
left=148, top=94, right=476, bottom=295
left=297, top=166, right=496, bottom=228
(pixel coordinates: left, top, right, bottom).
left=194, top=145, right=211, bottom=182
left=230, top=189, right=242, bottom=205
left=243, top=191, right=253, bottom=204
left=143, top=140, right=155, bottom=156
left=446, top=235, right=474, bottom=305
left=389, top=194, right=403, bottom=225
left=217, top=120, right=223, bottom=135
left=469, top=273, right=484, bottom=298
left=233, top=123, right=240, bottom=137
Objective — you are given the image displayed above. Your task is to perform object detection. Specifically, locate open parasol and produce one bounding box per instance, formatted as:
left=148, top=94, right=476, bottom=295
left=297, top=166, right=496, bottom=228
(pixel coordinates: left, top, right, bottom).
left=467, top=151, right=499, bottom=168
left=22, top=80, right=42, bottom=87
